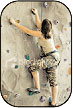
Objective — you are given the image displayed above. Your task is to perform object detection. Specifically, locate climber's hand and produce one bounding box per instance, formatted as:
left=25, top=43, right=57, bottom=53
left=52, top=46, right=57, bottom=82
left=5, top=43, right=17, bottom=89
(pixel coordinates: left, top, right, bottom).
left=10, top=18, right=16, bottom=25
left=32, top=8, right=38, bottom=15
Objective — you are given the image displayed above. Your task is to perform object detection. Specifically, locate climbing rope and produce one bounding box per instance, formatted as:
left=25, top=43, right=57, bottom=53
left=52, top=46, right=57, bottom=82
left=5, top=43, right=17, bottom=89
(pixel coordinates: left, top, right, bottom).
left=41, top=2, right=43, bottom=21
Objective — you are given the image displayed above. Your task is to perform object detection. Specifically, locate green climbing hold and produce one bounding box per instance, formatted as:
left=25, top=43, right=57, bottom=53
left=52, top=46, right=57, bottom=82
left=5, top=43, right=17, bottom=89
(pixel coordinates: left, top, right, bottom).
left=15, top=65, right=19, bottom=69
left=25, top=54, right=30, bottom=60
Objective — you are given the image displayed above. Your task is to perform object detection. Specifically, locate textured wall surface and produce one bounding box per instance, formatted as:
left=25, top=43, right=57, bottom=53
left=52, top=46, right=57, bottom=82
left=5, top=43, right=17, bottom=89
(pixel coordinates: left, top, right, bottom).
left=1, top=1, right=71, bottom=106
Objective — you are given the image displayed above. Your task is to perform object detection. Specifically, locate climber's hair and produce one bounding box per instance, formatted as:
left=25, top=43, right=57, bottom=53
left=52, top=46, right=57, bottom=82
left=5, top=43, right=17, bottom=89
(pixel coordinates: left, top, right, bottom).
left=41, top=19, right=52, bottom=39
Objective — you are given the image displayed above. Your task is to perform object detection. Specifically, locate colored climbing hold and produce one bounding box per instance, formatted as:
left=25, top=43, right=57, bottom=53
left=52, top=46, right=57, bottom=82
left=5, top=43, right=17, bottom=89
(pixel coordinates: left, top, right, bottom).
left=15, top=65, right=19, bottom=69
left=54, top=20, right=59, bottom=25
left=56, top=45, right=60, bottom=49
left=41, top=83, right=48, bottom=87
left=64, top=96, right=66, bottom=99
left=64, top=28, right=68, bottom=31
left=15, top=20, right=20, bottom=23
left=66, top=41, right=70, bottom=45
left=68, top=66, right=71, bottom=75
left=49, top=97, right=52, bottom=103
left=25, top=54, right=30, bottom=60
left=14, top=93, right=20, bottom=98
left=44, top=2, right=48, bottom=8
left=64, top=59, right=67, bottom=61
left=3, top=95, right=7, bottom=99
left=66, top=87, right=71, bottom=92
left=40, top=96, right=46, bottom=102
left=69, top=22, right=71, bottom=27
left=6, top=49, right=10, bottom=53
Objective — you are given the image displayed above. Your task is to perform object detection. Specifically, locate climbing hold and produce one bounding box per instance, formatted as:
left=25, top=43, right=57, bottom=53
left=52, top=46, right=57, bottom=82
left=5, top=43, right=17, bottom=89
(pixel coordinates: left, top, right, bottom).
left=41, top=83, right=47, bottom=87
left=3, top=95, right=7, bottom=99
left=49, top=97, right=52, bottom=103
left=66, top=41, right=70, bottom=45
left=54, top=20, right=59, bottom=25
left=56, top=45, right=60, bottom=49
left=25, top=54, right=30, bottom=60
left=31, top=9, right=36, bottom=15
left=66, top=87, right=71, bottom=92
left=44, top=2, right=48, bottom=8
left=64, top=96, right=66, bottom=99
left=44, top=84, right=47, bottom=86
left=15, top=65, right=19, bottom=69
left=6, top=49, right=10, bottom=53
left=64, top=28, right=68, bottom=31
left=40, top=96, right=46, bottom=102
left=15, top=20, right=20, bottom=23
left=68, top=66, right=71, bottom=75
left=64, top=59, right=67, bottom=61
left=14, top=93, right=20, bottom=98
left=69, top=22, right=71, bottom=27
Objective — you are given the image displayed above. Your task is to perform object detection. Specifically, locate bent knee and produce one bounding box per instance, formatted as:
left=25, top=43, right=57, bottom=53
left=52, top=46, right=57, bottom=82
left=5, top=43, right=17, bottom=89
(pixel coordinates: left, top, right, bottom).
left=49, top=80, right=58, bottom=87
left=28, top=66, right=38, bottom=73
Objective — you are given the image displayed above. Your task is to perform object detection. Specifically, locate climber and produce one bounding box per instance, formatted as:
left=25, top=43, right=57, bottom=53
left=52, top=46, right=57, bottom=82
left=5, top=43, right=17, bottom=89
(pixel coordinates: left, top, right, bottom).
left=10, top=8, right=60, bottom=106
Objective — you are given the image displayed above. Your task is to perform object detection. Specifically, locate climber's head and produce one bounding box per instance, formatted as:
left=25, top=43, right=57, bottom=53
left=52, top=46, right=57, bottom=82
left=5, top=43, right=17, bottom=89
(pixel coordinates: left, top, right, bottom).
left=41, top=19, right=52, bottom=39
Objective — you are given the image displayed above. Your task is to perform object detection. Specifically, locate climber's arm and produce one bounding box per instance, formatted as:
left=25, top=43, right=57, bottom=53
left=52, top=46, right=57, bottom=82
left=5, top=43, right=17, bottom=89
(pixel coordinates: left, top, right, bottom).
left=10, top=18, right=42, bottom=38
left=35, top=14, right=41, bottom=29
left=15, top=22, right=42, bottom=38
left=32, top=8, right=41, bottom=29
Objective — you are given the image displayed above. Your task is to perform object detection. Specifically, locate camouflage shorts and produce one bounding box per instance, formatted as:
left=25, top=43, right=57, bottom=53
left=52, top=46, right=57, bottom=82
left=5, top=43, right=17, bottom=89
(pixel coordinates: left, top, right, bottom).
left=28, top=54, right=60, bottom=87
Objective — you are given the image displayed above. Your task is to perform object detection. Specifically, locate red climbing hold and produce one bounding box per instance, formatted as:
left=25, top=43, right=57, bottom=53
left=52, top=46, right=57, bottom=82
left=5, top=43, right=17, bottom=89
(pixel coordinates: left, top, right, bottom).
left=56, top=45, right=60, bottom=49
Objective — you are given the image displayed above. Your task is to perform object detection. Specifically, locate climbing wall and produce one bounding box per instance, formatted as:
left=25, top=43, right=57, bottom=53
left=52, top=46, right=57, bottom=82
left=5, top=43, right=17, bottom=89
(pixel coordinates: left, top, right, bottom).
left=1, top=1, right=71, bottom=106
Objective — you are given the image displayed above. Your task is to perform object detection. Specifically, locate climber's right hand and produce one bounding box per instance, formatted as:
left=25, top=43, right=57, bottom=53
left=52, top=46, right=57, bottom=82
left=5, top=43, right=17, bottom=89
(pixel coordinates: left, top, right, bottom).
left=32, top=8, right=38, bottom=15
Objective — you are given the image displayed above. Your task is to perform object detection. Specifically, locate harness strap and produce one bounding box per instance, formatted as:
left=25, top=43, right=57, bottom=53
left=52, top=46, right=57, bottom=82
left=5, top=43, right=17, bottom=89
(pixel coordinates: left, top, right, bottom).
left=41, top=50, right=58, bottom=59
left=45, top=50, right=58, bottom=56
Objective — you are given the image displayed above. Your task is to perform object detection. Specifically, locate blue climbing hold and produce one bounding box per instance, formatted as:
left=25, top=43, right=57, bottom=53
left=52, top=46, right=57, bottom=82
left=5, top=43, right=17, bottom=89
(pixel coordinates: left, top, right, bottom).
left=25, top=54, right=30, bottom=60
left=49, top=97, right=52, bottom=103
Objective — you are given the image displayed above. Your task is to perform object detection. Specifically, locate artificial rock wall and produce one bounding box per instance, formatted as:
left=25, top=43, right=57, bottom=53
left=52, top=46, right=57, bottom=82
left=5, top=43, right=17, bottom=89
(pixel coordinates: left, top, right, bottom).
left=1, top=1, right=71, bottom=106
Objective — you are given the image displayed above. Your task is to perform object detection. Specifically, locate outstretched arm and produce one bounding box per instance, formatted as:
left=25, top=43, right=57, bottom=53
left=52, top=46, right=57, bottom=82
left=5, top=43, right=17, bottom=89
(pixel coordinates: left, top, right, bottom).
left=32, top=8, right=41, bottom=29
left=10, top=19, right=42, bottom=38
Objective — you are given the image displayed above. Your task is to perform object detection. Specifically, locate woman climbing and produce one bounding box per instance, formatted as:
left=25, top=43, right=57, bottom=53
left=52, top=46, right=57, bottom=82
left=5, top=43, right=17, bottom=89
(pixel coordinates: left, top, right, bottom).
left=10, top=8, right=60, bottom=106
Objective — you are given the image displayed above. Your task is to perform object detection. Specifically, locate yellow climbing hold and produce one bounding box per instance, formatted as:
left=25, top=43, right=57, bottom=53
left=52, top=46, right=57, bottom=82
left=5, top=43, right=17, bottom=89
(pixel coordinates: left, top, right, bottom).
left=64, top=28, right=68, bottom=31
left=69, top=66, right=71, bottom=75
left=3, top=95, right=7, bottom=99
left=15, top=20, right=20, bottom=23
